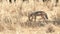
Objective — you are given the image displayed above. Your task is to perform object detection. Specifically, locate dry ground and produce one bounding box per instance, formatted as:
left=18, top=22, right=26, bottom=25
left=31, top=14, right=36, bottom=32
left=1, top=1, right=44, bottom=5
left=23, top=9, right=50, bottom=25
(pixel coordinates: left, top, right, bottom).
left=0, top=0, right=60, bottom=34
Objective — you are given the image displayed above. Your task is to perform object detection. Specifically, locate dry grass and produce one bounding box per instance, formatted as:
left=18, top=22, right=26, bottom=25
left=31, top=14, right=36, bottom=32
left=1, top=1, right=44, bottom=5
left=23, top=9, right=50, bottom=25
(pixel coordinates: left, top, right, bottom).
left=0, top=0, right=60, bottom=34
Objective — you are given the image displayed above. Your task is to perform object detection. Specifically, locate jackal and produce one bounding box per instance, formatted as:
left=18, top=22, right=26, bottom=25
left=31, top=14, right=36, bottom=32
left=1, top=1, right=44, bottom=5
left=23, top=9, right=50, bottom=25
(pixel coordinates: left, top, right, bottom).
left=28, top=11, right=48, bottom=22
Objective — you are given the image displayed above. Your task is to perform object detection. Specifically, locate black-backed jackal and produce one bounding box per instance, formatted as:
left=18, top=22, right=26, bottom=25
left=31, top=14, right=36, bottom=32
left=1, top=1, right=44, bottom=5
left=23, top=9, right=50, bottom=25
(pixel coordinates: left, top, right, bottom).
left=28, top=11, right=48, bottom=22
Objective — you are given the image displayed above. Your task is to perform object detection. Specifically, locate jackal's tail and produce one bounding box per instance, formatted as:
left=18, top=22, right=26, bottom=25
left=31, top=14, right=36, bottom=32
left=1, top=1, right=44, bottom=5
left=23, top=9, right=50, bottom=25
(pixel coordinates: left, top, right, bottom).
left=45, top=14, right=48, bottom=19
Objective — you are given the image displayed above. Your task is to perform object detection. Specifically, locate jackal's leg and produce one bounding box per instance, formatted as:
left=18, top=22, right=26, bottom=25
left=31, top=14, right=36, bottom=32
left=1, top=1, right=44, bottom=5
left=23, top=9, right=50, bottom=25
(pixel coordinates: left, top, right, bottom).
left=34, top=16, right=36, bottom=22
left=28, top=16, right=33, bottom=22
left=41, top=15, right=47, bottom=24
left=31, top=16, right=33, bottom=22
left=30, top=15, right=36, bottom=22
left=44, top=15, right=48, bottom=24
left=43, top=17, right=48, bottom=24
left=28, top=16, right=30, bottom=21
left=28, top=16, right=32, bottom=22
left=31, top=16, right=34, bottom=22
